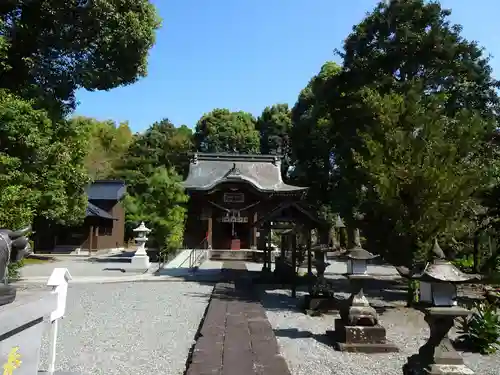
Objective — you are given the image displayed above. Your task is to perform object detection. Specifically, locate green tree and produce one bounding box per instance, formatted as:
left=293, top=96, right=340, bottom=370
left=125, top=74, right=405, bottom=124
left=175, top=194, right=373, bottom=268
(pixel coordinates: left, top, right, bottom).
left=114, top=119, right=193, bottom=196
left=257, top=104, right=291, bottom=155
left=70, top=116, right=133, bottom=179
left=289, top=62, right=341, bottom=205
left=194, top=109, right=260, bottom=153
left=0, top=0, right=161, bottom=117
left=124, top=167, right=188, bottom=253
left=0, top=90, right=91, bottom=230
left=337, top=0, right=499, bottom=118
left=355, top=86, right=495, bottom=274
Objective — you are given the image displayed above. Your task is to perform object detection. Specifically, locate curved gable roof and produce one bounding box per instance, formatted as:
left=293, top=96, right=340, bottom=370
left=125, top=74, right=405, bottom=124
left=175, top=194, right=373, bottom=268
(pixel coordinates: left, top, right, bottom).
left=183, top=153, right=307, bottom=193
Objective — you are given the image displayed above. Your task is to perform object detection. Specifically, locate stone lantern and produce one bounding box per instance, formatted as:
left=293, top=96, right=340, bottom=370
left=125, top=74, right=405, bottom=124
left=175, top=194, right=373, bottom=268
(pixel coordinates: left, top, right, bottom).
left=404, top=240, right=479, bottom=375
left=130, top=221, right=152, bottom=270
left=333, top=240, right=398, bottom=352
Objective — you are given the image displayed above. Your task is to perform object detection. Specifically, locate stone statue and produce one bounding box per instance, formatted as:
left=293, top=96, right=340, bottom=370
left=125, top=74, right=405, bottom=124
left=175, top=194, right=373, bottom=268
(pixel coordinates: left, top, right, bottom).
left=0, top=226, right=32, bottom=306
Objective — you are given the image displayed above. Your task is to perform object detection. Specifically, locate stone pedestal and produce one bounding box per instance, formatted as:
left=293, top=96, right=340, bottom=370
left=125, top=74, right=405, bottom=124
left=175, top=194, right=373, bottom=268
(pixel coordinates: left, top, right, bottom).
left=333, top=274, right=398, bottom=353
left=333, top=319, right=398, bottom=353
left=0, top=291, right=57, bottom=375
left=404, top=307, right=473, bottom=375
left=129, top=254, right=150, bottom=271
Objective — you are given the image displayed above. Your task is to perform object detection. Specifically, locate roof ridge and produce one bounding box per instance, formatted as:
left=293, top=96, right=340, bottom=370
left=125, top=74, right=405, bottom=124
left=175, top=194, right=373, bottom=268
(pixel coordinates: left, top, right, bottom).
left=193, top=153, right=281, bottom=162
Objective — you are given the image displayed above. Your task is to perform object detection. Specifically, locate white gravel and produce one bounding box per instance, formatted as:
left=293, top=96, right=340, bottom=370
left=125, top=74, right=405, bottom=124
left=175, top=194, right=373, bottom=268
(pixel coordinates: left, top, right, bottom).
left=260, top=287, right=500, bottom=375
left=36, top=281, right=214, bottom=375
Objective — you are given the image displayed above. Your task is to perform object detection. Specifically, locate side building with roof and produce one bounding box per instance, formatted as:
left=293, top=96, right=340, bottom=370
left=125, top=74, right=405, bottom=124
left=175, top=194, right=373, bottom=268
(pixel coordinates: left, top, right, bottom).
left=34, top=180, right=126, bottom=253
left=183, top=153, right=308, bottom=250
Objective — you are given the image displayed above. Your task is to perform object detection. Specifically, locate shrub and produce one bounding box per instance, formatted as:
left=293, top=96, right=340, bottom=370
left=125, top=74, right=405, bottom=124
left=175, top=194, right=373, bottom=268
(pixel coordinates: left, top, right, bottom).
left=452, top=254, right=475, bottom=273
left=7, top=259, right=25, bottom=282
left=457, top=300, right=500, bottom=354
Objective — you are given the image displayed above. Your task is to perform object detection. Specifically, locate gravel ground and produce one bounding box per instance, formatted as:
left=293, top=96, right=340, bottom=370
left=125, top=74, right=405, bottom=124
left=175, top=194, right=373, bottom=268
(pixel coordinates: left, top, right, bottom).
left=21, top=258, right=154, bottom=278
left=260, top=287, right=500, bottom=375
left=34, top=281, right=213, bottom=375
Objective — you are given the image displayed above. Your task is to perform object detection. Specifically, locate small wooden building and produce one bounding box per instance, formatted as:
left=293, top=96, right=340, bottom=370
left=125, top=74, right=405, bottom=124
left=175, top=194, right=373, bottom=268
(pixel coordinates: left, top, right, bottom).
left=34, top=180, right=126, bottom=253
left=182, top=153, right=307, bottom=250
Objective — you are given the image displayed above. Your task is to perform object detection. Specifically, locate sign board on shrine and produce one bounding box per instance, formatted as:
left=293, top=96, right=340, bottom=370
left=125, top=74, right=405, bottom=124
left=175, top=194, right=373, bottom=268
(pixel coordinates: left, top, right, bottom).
left=223, top=192, right=244, bottom=203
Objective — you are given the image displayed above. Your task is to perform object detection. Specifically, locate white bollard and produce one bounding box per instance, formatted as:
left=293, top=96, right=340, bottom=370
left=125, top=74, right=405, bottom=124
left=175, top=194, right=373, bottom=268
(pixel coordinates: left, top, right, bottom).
left=46, top=268, right=72, bottom=375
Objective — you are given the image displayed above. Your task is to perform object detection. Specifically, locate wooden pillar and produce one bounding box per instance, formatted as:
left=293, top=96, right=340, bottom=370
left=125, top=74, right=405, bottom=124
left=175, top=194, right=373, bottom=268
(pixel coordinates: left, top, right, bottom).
left=252, top=211, right=258, bottom=249
left=207, top=212, right=213, bottom=249
left=88, top=225, right=93, bottom=253
left=291, top=229, right=297, bottom=298
left=306, top=229, right=313, bottom=295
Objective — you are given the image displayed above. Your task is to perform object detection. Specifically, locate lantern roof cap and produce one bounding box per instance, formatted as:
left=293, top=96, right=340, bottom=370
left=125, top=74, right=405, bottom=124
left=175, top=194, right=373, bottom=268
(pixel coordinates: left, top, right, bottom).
left=346, top=246, right=378, bottom=260
left=133, top=221, right=151, bottom=233
left=413, top=259, right=480, bottom=283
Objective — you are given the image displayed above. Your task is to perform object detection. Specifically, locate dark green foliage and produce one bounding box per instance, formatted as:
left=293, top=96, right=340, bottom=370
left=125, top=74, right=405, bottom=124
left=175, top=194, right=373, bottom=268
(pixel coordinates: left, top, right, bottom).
left=7, top=259, right=24, bottom=282
left=0, top=90, right=91, bottom=229
left=116, top=120, right=190, bottom=253
left=354, top=87, right=494, bottom=266
left=114, top=118, right=193, bottom=196
left=194, top=108, right=260, bottom=154
left=124, top=167, right=188, bottom=254
left=0, top=0, right=161, bottom=118
left=452, top=255, right=475, bottom=273
left=338, top=0, right=499, bottom=118
left=458, top=300, right=500, bottom=354
left=256, top=104, right=291, bottom=155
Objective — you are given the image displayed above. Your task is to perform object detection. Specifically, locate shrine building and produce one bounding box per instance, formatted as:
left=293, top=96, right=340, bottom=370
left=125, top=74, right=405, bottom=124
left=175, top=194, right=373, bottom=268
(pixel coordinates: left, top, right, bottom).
left=182, top=153, right=307, bottom=250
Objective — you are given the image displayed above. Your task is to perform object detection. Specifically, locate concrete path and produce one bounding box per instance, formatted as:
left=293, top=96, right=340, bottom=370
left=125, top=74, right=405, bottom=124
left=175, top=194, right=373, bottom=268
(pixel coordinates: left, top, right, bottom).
left=186, top=261, right=291, bottom=375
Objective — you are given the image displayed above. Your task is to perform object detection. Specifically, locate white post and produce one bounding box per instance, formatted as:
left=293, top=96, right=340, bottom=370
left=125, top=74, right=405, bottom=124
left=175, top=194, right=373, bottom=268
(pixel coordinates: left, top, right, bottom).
left=47, top=319, right=59, bottom=374
left=46, top=268, right=72, bottom=375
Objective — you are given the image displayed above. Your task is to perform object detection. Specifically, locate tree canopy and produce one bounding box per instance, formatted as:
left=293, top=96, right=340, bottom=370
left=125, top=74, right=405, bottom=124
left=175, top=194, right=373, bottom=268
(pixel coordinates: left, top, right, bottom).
left=0, top=0, right=161, bottom=117
left=194, top=109, right=260, bottom=153
left=0, top=90, right=91, bottom=229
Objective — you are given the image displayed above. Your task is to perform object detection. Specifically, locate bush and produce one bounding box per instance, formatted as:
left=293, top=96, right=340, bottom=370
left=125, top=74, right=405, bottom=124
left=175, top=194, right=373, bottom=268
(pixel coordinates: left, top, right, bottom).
left=457, top=300, right=500, bottom=354
left=7, top=259, right=25, bottom=282
left=452, top=254, right=475, bottom=273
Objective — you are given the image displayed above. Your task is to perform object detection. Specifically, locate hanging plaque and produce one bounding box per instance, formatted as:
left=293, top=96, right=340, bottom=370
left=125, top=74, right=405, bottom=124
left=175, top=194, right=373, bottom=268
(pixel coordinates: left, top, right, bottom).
left=223, top=192, right=244, bottom=203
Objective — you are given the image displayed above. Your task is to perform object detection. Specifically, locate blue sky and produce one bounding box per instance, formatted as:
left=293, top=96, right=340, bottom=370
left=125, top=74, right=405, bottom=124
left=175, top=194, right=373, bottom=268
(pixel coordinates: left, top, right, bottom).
left=74, top=0, right=500, bottom=132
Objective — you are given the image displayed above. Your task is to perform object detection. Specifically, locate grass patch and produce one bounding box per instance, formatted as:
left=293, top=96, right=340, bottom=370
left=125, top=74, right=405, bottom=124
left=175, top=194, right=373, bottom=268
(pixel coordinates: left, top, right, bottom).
left=24, top=256, right=56, bottom=264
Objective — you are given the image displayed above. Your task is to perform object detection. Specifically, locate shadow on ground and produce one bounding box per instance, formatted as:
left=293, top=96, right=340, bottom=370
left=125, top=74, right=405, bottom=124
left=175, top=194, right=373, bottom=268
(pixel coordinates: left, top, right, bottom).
left=273, top=327, right=335, bottom=348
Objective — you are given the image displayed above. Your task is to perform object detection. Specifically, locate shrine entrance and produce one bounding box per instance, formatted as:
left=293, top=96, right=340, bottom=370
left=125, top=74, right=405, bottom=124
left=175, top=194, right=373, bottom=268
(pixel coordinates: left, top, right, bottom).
left=212, top=214, right=252, bottom=249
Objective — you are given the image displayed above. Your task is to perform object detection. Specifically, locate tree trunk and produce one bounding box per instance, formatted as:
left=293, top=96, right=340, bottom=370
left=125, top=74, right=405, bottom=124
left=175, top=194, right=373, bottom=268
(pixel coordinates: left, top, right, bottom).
left=473, top=230, right=480, bottom=273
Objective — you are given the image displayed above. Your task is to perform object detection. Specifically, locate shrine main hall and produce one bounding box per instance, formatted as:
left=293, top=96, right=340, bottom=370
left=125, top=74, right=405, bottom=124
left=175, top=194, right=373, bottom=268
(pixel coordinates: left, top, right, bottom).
left=182, top=153, right=308, bottom=250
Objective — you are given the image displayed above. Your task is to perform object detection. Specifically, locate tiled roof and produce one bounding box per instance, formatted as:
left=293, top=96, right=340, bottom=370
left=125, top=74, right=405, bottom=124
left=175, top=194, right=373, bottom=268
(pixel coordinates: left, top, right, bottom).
left=86, top=180, right=126, bottom=201
left=86, top=202, right=115, bottom=220
left=183, top=153, right=307, bottom=192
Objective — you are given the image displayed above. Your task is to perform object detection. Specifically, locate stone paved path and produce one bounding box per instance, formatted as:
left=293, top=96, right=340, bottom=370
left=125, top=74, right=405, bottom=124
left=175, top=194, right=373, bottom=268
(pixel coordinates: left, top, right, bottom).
left=186, top=261, right=291, bottom=375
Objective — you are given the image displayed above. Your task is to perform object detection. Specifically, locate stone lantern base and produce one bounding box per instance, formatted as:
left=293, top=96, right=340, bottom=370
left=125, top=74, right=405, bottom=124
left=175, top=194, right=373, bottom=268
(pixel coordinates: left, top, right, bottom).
left=333, top=318, right=399, bottom=353
left=404, top=307, right=473, bottom=375
left=332, top=274, right=398, bottom=353
left=129, top=254, right=150, bottom=270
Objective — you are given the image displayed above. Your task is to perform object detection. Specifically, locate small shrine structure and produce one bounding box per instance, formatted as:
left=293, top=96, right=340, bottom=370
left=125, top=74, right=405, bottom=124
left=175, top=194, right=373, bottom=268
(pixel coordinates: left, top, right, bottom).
left=182, top=153, right=308, bottom=253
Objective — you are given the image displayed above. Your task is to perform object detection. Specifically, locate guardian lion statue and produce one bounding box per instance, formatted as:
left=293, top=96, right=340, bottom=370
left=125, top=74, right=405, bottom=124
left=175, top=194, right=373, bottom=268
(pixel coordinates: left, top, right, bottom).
left=0, top=226, right=32, bottom=306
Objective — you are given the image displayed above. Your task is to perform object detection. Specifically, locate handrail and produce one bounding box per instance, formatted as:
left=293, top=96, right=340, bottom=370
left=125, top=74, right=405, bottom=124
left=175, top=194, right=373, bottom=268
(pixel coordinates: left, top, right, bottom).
left=179, top=238, right=208, bottom=269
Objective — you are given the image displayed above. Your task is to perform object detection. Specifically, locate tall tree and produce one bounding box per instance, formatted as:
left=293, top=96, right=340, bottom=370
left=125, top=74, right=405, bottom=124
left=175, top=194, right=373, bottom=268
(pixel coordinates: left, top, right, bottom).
left=114, top=118, right=193, bottom=196
left=70, top=116, right=133, bottom=179
left=124, top=167, right=188, bottom=253
left=289, top=62, right=341, bottom=203
left=256, top=104, right=291, bottom=155
left=194, top=109, right=260, bottom=154
left=353, top=86, right=495, bottom=305
left=0, top=0, right=161, bottom=117
left=337, top=0, right=499, bottom=118
left=0, top=90, right=91, bottom=229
